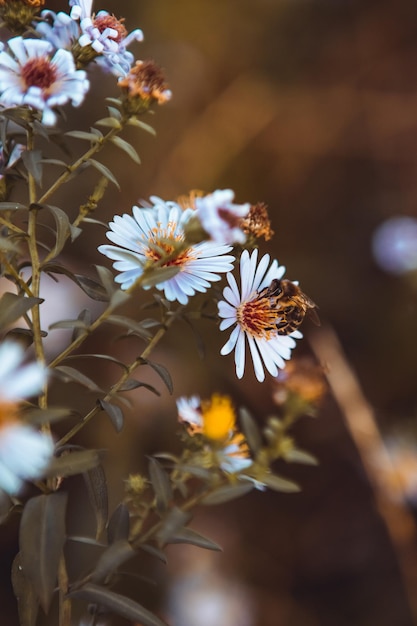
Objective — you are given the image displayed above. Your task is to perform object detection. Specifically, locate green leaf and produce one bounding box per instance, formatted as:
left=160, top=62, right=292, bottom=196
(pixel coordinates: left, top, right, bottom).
left=95, top=265, right=117, bottom=297
left=110, top=136, right=141, bottom=163
left=84, top=463, right=109, bottom=540
left=107, top=503, right=130, bottom=544
left=72, top=309, right=91, bottom=342
left=127, top=118, right=156, bottom=135
left=140, top=358, right=173, bottom=394
left=109, top=289, right=131, bottom=310
left=106, top=315, right=152, bottom=341
left=148, top=458, right=172, bottom=514
left=285, top=448, right=318, bottom=465
left=239, top=407, right=262, bottom=455
left=46, top=449, right=103, bottom=478
left=11, top=553, right=39, bottom=626
left=106, top=106, right=122, bottom=120
left=43, top=263, right=109, bottom=301
left=65, top=130, right=101, bottom=142
left=99, top=399, right=124, bottom=433
left=202, top=482, right=254, bottom=505
left=0, top=202, right=28, bottom=211
left=91, top=540, right=134, bottom=584
left=22, top=149, right=42, bottom=186
left=48, top=319, right=89, bottom=331
left=68, top=583, right=169, bottom=626
left=19, top=493, right=68, bottom=613
left=95, top=117, right=122, bottom=129
left=118, top=379, right=161, bottom=395
left=261, top=473, right=300, bottom=493
left=54, top=365, right=104, bottom=392
left=141, top=265, right=180, bottom=287
left=0, top=293, right=43, bottom=329
left=138, top=544, right=167, bottom=563
left=166, top=527, right=222, bottom=551
left=88, top=159, right=120, bottom=189
left=155, top=507, right=192, bottom=547
left=42, top=205, right=71, bottom=263
left=23, top=407, right=73, bottom=426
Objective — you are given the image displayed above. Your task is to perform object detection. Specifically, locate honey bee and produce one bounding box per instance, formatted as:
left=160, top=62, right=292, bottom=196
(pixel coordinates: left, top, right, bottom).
left=257, top=278, right=320, bottom=335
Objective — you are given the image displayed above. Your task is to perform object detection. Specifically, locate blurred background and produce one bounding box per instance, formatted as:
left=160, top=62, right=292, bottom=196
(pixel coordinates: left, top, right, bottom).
left=3, top=0, right=417, bottom=624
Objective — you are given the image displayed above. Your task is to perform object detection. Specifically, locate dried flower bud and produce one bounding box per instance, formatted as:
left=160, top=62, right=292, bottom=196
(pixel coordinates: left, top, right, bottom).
left=273, top=357, right=327, bottom=407
left=118, top=59, right=172, bottom=115
left=0, top=0, right=45, bottom=33
left=240, top=202, right=274, bottom=243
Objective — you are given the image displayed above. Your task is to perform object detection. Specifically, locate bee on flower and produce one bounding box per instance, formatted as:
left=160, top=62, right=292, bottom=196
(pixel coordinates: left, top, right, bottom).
left=176, top=394, right=252, bottom=474
left=0, top=342, right=54, bottom=497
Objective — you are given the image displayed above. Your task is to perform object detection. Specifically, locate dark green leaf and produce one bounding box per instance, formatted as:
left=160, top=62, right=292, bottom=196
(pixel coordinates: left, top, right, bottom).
left=64, top=353, right=127, bottom=370
left=72, top=274, right=109, bottom=300
left=141, top=265, right=180, bottom=287
left=69, top=583, right=169, bottom=626
left=48, top=319, right=89, bottom=330
left=72, top=309, right=91, bottom=341
left=202, top=482, right=254, bottom=505
left=11, top=553, right=39, bottom=626
left=84, top=463, right=109, bottom=540
left=138, top=544, right=167, bottom=563
left=39, top=158, right=67, bottom=167
left=127, top=118, right=156, bottom=135
left=109, top=289, right=131, bottom=310
left=107, top=503, right=130, bottom=544
left=91, top=540, right=134, bottom=584
left=148, top=458, right=172, bottom=514
left=0, top=293, right=43, bottom=328
left=106, top=315, right=152, bottom=341
left=95, top=116, right=123, bottom=129
left=166, top=527, right=222, bottom=551
left=23, top=407, right=73, bottom=426
left=45, top=449, right=103, bottom=477
left=239, top=407, right=262, bottom=455
left=110, top=136, right=141, bottom=163
left=99, top=400, right=124, bottom=433
left=106, top=106, right=122, bottom=120
left=22, top=149, right=42, bottom=185
left=19, top=492, right=68, bottom=613
left=42, top=205, right=71, bottom=263
left=285, top=448, right=318, bottom=465
left=261, top=474, right=300, bottom=493
left=54, top=366, right=103, bottom=392
left=140, top=358, right=173, bottom=394
left=118, top=379, right=161, bottom=395
left=155, top=507, right=192, bottom=547
left=88, top=159, right=120, bottom=189
left=95, top=265, right=117, bottom=297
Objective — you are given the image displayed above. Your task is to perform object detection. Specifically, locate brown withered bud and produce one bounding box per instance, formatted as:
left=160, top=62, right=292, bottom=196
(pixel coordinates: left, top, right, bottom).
left=0, top=0, right=45, bottom=33
left=240, top=202, right=274, bottom=242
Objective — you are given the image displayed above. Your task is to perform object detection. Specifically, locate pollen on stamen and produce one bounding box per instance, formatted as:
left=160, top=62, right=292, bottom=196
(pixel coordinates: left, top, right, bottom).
left=93, top=14, right=128, bottom=43
left=237, top=295, right=278, bottom=339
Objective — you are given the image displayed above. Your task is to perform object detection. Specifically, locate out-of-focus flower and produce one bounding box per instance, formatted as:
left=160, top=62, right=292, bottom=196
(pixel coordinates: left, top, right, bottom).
left=177, top=394, right=252, bottom=473
left=0, top=139, right=25, bottom=200
left=0, top=342, right=53, bottom=496
left=118, top=59, right=172, bottom=113
left=372, top=216, right=417, bottom=275
left=0, top=36, right=89, bottom=126
left=240, top=202, right=274, bottom=242
left=194, top=189, right=250, bottom=245
left=272, top=357, right=327, bottom=407
left=69, top=1, right=143, bottom=76
left=218, top=249, right=301, bottom=382
left=35, top=10, right=83, bottom=54
left=98, top=198, right=235, bottom=305
left=0, top=0, right=45, bottom=33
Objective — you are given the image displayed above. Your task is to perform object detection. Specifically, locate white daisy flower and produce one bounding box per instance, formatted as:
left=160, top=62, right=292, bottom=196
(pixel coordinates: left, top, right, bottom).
left=195, top=189, right=250, bottom=245
left=176, top=394, right=252, bottom=474
left=0, top=342, right=54, bottom=496
left=218, top=249, right=302, bottom=382
left=69, top=1, right=143, bottom=76
left=0, top=37, right=89, bottom=126
left=98, top=198, right=235, bottom=305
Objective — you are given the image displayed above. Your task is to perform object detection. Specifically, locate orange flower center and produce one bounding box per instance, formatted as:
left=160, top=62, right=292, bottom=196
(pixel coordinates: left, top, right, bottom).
left=236, top=294, right=278, bottom=339
left=144, top=221, right=194, bottom=267
left=0, top=399, right=19, bottom=427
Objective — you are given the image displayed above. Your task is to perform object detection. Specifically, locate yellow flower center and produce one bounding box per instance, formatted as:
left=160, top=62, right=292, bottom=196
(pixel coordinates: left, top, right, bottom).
left=236, top=294, right=278, bottom=339
left=201, top=394, right=236, bottom=441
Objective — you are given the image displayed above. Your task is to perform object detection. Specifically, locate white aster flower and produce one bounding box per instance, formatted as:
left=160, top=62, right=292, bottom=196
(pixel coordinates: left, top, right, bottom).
left=218, top=249, right=302, bottom=382
left=0, top=342, right=54, bottom=496
left=176, top=394, right=252, bottom=474
left=35, top=10, right=82, bottom=52
left=0, top=36, right=89, bottom=126
left=69, top=1, right=143, bottom=76
left=195, top=189, right=250, bottom=245
left=98, top=198, right=235, bottom=305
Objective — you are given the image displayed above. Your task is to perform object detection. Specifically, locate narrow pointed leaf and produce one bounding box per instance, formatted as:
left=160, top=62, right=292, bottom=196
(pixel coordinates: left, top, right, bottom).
left=155, top=507, right=192, bottom=547
left=69, top=583, right=169, bottom=626
left=84, top=463, right=109, bottom=540
left=95, top=265, right=117, bottom=297
left=99, top=400, right=124, bottom=433
left=19, top=493, right=68, bottom=613
left=166, top=527, right=222, bottom=551
left=140, top=359, right=173, bottom=394
left=285, top=448, right=318, bottom=465
left=88, top=159, right=120, bottom=189
left=66, top=130, right=100, bottom=142
left=106, top=315, right=152, bottom=340
left=107, top=503, right=130, bottom=544
left=148, top=458, right=172, bottom=513
left=239, top=407, right=262, bottom=454
left=202, top=482, right=254, bottom=505
left=54, top=366, right=104, bottom=392
left=111, top=136, right=141, bottom=163
left=0, top=293, right=43, bottom=328
left=45, top=449, right=102, bottom=477
left=22, top=149, right=42, bottom=185
left=118, top=379, right=161, bottom=395
left=0, top=202, right=28, bottom=211
left=261, top=474, right=300, bottom=493
left=127, top=118, right=156, bottom=135
left=91, top=540, right=134, bottom=584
